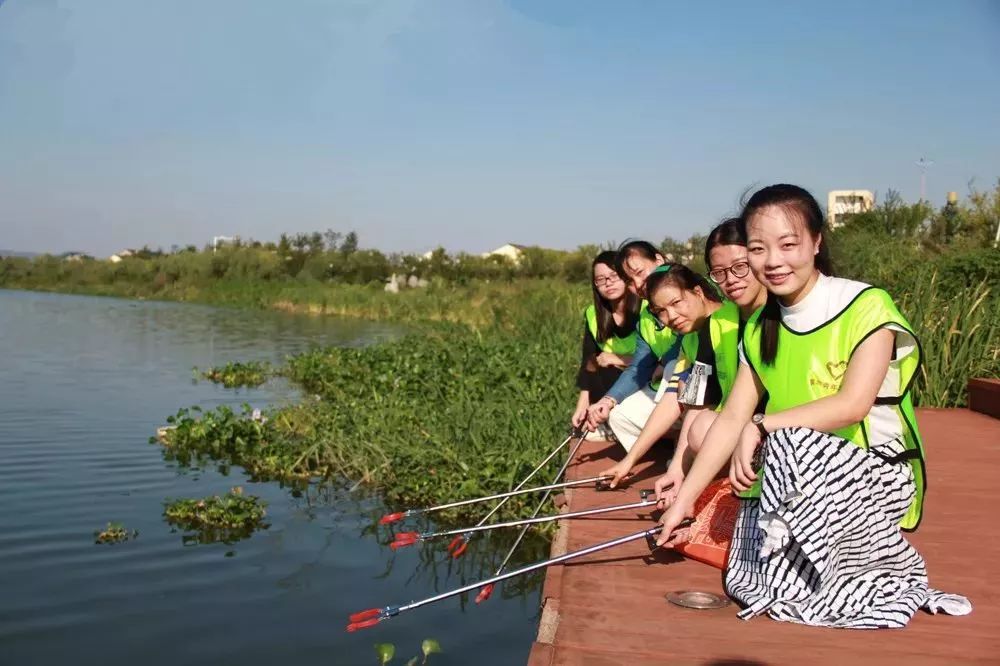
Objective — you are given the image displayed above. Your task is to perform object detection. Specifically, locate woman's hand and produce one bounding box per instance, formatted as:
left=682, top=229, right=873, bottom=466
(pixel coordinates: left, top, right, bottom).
left=599, top=459, right=633, bottom=489
left=595, top=352, right=628, bottom=369
left=653, top=464, right=685, bottom=509
left=571, top=404, right=589, bottom=430
left=729, top=422, right=762, bottom=492
left=655, top=497, right=695, bottom=547
left=586, top=396, right=615, bottom=430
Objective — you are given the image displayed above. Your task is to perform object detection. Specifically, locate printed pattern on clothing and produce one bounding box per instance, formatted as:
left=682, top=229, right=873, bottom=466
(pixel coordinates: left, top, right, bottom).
left=724, top=427, right=969, bottom=628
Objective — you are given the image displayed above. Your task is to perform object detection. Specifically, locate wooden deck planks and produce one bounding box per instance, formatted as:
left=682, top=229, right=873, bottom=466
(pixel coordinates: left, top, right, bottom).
left=528, top=408, right=1000, bottom=666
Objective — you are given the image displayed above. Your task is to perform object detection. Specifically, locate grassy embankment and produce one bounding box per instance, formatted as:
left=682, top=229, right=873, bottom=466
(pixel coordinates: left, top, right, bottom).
left=155, top=279, right=590, bottom=521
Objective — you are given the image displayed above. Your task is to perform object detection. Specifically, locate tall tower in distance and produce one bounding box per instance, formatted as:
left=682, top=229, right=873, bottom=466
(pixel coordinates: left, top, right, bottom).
left=916, top=157, right=934, bottom=202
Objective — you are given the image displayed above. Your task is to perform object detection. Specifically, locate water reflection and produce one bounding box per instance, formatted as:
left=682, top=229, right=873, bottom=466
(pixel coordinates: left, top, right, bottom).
left=297, top=482, right=550, bottom=609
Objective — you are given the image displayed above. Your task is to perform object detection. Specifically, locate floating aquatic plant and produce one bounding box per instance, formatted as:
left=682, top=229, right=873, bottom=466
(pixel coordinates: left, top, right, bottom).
left=196, top=360, right=273, bottom=388
left=163, top=487, right=268, bottom=545
left=94, top=522, right=138, bottom=544
left=373, top=639, right=441, bottom=664
left=151, top=404, right=311, bottom=483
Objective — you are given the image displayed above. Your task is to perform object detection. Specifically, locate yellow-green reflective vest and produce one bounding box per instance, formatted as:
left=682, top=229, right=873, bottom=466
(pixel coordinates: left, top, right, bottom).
left=741, top=287, right=926, bottom=531
left=636, top=301, right=677, bottom=360
left=583, top=305, right=638, bottom=355
left=637, top=301, right=680, bottom=391
left=679, top=300, right=741, bottom=409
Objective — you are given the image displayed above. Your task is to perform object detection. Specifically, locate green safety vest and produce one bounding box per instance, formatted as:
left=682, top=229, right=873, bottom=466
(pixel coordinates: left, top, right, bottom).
left=741, top=287, right=926, bottom=531
left=636, top=301, right=680, bottom=392
left=583, top=305, right=638, bottom=355
left=636, top=301, right=678, bottom=360
left=679, top=300, right=741, bottom=409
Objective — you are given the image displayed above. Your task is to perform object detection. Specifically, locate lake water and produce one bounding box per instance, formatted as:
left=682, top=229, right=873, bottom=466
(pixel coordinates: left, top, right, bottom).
left=0, top=290, right=544, bottom=665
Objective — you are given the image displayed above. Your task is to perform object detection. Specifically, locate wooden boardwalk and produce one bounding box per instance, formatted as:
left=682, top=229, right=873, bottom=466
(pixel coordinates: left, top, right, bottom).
left=528, top=408, right=1000, bottom=665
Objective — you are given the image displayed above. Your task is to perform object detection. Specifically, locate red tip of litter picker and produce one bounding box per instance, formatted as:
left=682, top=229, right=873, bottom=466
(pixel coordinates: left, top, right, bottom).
left=346, top=617, right=381, bottom=632
left=379, top=512, right=405, bottom=525
left=394, top=531, right=420, bottom=541
left=475, top=583, right=494, bottom=604
left=446, top=535, right=463, bottom=552
left=349, top=608, right=381, bottom=623
left=450, top=540, right=469, bottom=559
left=390, top=537, right=418, bottom=550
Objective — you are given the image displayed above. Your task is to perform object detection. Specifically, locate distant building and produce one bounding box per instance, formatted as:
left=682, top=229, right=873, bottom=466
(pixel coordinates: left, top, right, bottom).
left=482, top=243, right=528, bottom=264
left=109, top=248, right=136, bottom=263
left=827, top=190, right=874, bottom=228
left=212, top=235, right=239, bottom=252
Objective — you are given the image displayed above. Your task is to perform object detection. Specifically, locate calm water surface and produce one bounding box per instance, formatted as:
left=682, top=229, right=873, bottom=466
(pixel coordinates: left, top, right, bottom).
left=0, top=290, right=543, bottom=665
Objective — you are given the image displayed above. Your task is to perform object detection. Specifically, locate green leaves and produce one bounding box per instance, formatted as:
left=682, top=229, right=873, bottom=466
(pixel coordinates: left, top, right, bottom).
left=163, top=487, right=268, bottom=545
left=93, top=522, right=138, bottom=544
left=421, top=639, right=442, bottom=659
left=373, top=639, right=441, bottom=665
left=197, top=360, right=273, bottom=388
left=374, top=643, right=395, bottom=665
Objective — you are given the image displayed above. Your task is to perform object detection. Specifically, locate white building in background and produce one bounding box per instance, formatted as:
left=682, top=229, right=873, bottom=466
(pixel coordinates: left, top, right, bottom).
left=212, top=235, right=239, bottom=252
left=481, top=243, right=527, bottom=264
left=109, top=248, right=136, bottom=262
left=827, top=190, right=874, bottom=228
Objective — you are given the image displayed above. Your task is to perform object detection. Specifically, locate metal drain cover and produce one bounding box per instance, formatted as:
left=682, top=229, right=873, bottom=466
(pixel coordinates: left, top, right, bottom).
left=665, top=590, right=730, bottom=609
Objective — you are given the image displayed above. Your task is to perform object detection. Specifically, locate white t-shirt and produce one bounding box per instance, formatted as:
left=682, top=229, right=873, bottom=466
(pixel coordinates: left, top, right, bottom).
left=739, top=273, right=915, bottom=446
left=778, top=273, right=867, bottom=330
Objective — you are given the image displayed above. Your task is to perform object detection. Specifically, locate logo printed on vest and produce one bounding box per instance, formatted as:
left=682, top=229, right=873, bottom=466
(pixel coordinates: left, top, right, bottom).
left=826, top=361, right=847, bottom=380
left=809, top=360, right=847, bottom=392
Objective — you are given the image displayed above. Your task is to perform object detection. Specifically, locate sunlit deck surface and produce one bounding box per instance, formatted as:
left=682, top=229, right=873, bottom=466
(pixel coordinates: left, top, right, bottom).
left=528, top=407, right=1000, bottom=665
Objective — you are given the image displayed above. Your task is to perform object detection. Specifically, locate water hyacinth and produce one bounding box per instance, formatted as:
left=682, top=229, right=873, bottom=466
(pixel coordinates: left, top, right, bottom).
left=93, top=522, right=138, bottom=544
left=197, top=360, right=273, bottom=388
left=163, top=487, right=269, bottom=545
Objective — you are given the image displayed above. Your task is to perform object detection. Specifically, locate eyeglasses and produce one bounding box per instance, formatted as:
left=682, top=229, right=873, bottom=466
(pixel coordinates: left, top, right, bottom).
left=708, top=261, right=750, bottom=284
left=593, top=274, right=623, bottom=287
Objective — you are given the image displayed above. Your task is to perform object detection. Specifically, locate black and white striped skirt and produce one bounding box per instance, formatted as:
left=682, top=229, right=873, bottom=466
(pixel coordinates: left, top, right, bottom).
left=724, top=427, right=971, bottom=628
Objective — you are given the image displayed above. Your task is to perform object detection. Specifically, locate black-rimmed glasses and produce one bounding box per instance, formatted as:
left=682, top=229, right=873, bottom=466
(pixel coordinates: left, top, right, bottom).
left=708, top=261, right=750, bottom=284
left=593, top=274, right=623, bottom=287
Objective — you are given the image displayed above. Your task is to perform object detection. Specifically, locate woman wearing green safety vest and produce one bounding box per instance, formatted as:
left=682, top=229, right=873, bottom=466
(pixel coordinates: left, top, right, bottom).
left=571, top=251, right=640, bottom=437
left=657, top=184, right=971, bottom=628
left=600, top=262, right=724, bottom=486
left=649, top=219, right=768, bottom=505
left=586, top=240, right=683, bottom=451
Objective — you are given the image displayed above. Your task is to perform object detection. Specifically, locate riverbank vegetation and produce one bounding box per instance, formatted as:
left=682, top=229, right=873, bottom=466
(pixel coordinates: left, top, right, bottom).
left=10, top=186, right=998, bottom=516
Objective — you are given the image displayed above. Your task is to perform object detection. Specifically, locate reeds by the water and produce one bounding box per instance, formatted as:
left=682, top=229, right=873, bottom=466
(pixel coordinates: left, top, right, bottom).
left=900, top=274, right=999, bottom=407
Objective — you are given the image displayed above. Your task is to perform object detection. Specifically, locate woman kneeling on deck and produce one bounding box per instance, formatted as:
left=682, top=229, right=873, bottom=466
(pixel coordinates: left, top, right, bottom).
left=657, top=184, right=971, bottom=628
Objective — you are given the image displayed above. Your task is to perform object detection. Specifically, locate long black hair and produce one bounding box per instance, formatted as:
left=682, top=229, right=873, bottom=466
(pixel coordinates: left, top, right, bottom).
left=591, top=251, right=640, bottom=343
left=741, top=184, right=834, bottom=365
left=644, top=264, right=722, bottom=308
left=704, top=217, right=746, bottom=267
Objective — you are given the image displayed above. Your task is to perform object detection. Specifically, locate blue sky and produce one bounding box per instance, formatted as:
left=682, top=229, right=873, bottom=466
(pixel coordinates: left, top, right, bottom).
left=1, top=0, right=998, bottom=256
